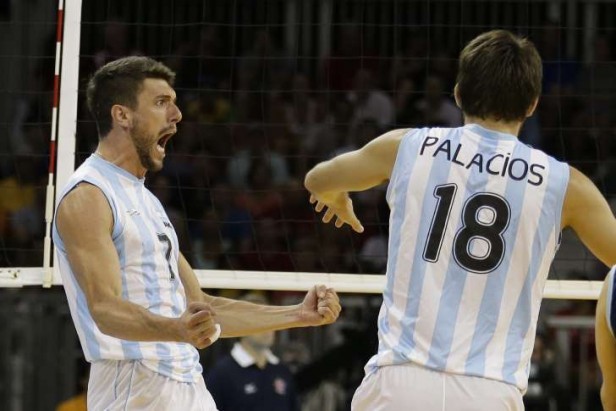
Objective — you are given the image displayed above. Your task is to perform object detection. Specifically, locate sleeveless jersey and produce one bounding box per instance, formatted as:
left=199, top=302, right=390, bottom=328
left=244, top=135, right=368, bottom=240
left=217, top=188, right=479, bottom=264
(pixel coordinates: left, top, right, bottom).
left=605, top=266, right=616, bottom=338
left=366, top=124, right=569, bottom=391
left=53, top=154, right=201, bottom=383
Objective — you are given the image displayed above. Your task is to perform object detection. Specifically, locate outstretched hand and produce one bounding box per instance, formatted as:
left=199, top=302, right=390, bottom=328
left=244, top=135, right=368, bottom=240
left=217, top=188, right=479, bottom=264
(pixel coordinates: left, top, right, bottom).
left=309, top=193, right=364, bottom=233
left=298, top=285, right=342, bottom=326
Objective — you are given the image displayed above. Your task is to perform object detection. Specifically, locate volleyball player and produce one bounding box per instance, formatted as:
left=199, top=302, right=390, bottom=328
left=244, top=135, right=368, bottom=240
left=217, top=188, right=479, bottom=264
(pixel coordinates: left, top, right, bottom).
left=305, top=30, right=616, bottom=410
left=595, top=266, right=616, bottom=411
left=53, top=56, right=341, bottom=411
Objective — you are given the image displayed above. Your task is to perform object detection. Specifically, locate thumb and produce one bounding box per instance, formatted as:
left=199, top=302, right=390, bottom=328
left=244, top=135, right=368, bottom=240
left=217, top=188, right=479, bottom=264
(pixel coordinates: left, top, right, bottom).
left=315, top=284, right=327, bottom=299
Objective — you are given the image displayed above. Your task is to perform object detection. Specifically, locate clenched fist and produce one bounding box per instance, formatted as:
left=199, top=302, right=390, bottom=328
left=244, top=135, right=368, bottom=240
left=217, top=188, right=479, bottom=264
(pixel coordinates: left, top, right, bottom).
left=178, top=302, right=219, bottom=349
left=298, top=285, right=342, bottom=326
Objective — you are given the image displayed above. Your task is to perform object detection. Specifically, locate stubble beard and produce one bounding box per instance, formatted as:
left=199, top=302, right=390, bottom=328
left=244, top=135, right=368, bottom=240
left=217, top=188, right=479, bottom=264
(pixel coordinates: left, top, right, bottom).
left=131, top=119, right=162, bottom=172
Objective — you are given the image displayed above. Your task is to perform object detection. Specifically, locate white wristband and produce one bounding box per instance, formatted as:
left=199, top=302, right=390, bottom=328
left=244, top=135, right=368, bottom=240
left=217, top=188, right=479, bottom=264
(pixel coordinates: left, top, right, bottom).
left=209, top=323, right=221, bottom=344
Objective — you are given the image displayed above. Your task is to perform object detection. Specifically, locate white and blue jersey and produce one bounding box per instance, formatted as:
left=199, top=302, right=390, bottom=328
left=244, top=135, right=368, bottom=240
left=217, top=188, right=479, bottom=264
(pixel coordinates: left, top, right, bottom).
left=604, top=266, right=616, bottom=338
left=53, top=154, right=202, bottom=383
left=366, top=124, right=569, bottom=392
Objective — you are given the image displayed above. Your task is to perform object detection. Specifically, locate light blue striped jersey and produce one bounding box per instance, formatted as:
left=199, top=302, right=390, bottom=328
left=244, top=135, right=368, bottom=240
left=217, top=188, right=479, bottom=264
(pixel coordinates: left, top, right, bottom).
left=604, top=266, right=616, bottom=337
left=53, top=154, right=201, bottom=383
left=366, top=124, right=569, bottom=392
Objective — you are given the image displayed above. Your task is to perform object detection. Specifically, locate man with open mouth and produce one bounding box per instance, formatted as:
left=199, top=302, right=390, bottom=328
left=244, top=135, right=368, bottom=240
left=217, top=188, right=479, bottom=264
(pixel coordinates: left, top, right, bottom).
left=52, top=56, right=342, bottom=411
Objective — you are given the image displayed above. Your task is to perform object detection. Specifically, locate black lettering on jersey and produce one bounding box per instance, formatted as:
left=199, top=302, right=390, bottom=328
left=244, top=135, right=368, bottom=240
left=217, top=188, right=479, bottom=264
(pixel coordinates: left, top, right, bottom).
left=508, top=158, right=529, bottom=181
left=486, top=154, right=504, bottom=175
left=500, top=153, right=511, bottom=177
left=433, top=139, right=452, bottom=160
left=466, top=153, right=484, bottom=173
left=420, top=136, right=439, bottom=155
left=451, top=143, right=465, bottom=166
left=528, top=164, right=545, bottom=186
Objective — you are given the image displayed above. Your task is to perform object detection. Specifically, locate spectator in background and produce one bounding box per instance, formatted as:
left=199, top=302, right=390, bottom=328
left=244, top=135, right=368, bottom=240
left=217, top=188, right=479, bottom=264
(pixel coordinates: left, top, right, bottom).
left=524, top=333, right=558, bottom=411
left=321, top=24, right=378, bottom=92
left=192, top=208, right=228, bottom=270
left=415, top=75, right=463, bottom=127
left=394, top=77, right=422, bottom=127
left=348, top=69, right=394, bottom=130
left=92, top=20, right=140, bottom=69
left=227, top=125, right=289, bottom=188
left=238, top=29, right=291, bottom=93
left=206, top=293, right=300, bottom=411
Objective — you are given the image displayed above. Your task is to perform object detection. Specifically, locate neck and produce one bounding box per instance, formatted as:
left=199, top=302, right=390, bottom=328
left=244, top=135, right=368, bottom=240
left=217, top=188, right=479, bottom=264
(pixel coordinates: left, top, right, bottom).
left=240, top=340, right=268, bottom=369
left=464, top=116, right=523, bottom=137
left=96, top=131, right=147, bottom=179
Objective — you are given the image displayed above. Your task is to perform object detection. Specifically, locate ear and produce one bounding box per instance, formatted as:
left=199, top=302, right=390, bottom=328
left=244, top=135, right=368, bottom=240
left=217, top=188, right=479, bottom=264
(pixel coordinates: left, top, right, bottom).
left=526, top=98, right=539, bottom=118
left=110, top=104, right=133, bottom=129
left=453, top=84, right=461, bottom=109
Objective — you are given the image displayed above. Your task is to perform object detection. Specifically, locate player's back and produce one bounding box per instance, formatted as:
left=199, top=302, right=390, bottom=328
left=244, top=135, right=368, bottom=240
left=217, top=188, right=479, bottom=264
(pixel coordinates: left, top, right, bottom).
left=367, top=124, right=569, bottom=391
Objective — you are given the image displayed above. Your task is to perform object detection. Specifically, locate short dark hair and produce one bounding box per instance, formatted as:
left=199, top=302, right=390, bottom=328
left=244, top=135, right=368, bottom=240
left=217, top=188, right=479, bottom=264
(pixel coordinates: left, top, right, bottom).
left=86, top=56, right=176, bottom=137
left=456, top=30, right=542, bottom=122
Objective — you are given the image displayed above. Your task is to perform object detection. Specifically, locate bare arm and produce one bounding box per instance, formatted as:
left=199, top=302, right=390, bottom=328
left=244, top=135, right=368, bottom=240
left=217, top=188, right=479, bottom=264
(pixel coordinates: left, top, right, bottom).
left=56, top=184, right=215, bottom=348
left=304, top=128, right=407, bottom=231
left=176, top=255, right=341, bottom=338
left=596, top=270, right=616, bottom=411
left=304, top=128, right=406, bottom=195
left=561, top=166, right=616, bottom=267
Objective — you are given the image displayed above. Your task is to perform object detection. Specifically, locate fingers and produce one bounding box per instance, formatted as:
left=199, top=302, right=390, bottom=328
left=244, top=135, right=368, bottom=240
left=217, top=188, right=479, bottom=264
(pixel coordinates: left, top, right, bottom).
left=313, top=285, right=341, bottom=324
left=322, top=208, right=335, bottom=223
left=315, top=284, right=327, bottom=299
left=187, top=309, right=214, bottom=328
left=315, top=201, right=325, bottom=213
left=310, top=195, right=317, bottom=204
left=188, top=301, right=214, bottom=314
left=335, top=218, right=343, bottom=228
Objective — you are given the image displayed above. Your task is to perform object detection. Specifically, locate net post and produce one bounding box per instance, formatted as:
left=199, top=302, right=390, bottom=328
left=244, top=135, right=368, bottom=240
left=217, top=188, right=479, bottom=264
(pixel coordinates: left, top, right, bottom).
left=52, top=0, right=83, bottom=284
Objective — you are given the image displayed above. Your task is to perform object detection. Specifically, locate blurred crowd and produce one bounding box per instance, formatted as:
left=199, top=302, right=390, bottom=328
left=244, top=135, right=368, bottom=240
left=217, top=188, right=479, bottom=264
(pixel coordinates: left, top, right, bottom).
left=4, top=21, right=616, bottom=275
left=69, top=22, right=616, bottom=280
left=4, top=14, right=616, bottom=411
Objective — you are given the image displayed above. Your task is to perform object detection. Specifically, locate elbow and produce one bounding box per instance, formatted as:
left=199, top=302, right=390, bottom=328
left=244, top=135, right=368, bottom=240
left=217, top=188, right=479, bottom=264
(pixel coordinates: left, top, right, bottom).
left=602, top=385, right=616, bottom=411
left=304, top=169, right=317, bottom=193
left=89, top=301, right=113, bottom=336
left=304, top=163, right=326, bottom=194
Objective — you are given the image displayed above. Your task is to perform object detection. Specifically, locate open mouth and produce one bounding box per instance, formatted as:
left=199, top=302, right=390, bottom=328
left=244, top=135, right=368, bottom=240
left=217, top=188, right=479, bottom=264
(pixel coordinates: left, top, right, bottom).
left=157, top=130, right=176, bottom=151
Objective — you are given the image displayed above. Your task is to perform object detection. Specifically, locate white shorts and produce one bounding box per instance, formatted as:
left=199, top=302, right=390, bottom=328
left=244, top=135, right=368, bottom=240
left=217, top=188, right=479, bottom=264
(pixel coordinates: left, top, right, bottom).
left=87, top=360, right=218, bottom=411
left=351, top=362, right=524, bottom=411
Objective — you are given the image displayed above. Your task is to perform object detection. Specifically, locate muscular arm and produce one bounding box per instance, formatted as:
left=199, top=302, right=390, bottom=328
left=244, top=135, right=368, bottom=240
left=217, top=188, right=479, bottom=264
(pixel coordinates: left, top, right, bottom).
left=595, top=270, right=616, bottom=411
left=561, top=167, right=616, bottom=267
left=57, top=184, right=211, bottom=345
left=304, top=128, right=406, bottom=232
left=304, top=128, right=407, bottom=195
left=177, top=255, right=340, bottom=338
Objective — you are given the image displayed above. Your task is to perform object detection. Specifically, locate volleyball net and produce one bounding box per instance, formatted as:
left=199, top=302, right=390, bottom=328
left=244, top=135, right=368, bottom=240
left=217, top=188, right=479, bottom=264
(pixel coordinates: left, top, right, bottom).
left=3, top=0, right=616, bottom=299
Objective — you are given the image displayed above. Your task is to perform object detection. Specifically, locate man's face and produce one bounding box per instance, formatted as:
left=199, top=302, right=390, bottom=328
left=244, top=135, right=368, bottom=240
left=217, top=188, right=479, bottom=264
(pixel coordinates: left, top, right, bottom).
left=130, top=78, right=182, bottom=172
left=243, top=331, right=275, bottom=351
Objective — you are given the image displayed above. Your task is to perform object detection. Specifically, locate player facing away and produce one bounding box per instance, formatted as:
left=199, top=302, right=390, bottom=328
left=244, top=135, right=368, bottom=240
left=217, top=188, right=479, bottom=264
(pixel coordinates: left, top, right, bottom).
left=305, top=29, right=616, bottom=411
left=53, top=56, right=341, bottom=411
left=595, top=265, right=616, bottom=411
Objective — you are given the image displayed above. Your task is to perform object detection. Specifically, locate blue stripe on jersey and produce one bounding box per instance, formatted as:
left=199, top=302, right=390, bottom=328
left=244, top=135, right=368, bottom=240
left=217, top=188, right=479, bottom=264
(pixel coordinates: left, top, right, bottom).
left=102, top=169, right=146, bottom=360
left=55, top=171, right=118, bottom=360
left=464, top=142, right=530, bottom=375
left=425, top=130, right=501, bottom=369
left=501, top=157, right=568, bottom=384
left=380, top=129, right=423, bottom=362
left=134, top=186, right=175, bottom=374
left=75, top=276, right=101, bottom=358
left=395, top=128, right=465, bottom=360
left=606, top=266, right=616, bottom=337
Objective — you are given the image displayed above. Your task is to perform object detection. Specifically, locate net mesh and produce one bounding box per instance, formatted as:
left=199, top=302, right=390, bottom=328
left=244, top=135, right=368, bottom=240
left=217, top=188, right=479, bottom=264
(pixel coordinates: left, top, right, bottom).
left=2, top=1, right=615, bottom=410
left=70, top=0, right=616, bottom=285
left=0, top=1, right=55, bottom=267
